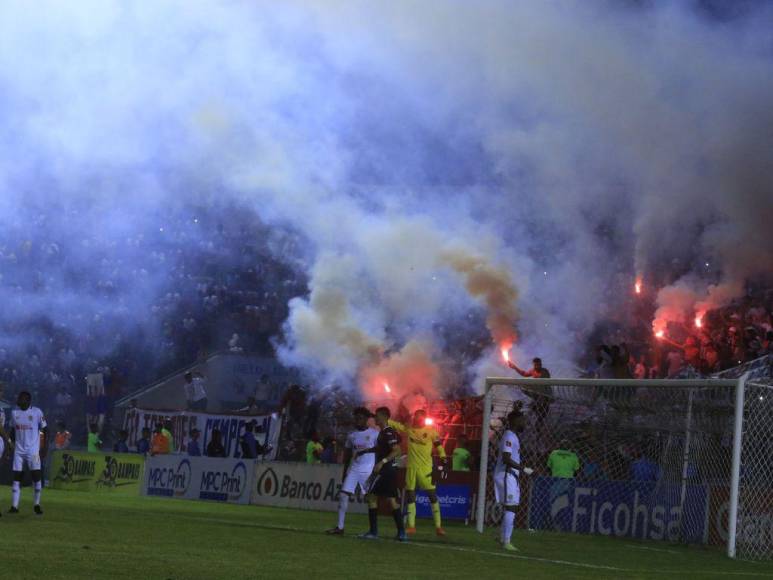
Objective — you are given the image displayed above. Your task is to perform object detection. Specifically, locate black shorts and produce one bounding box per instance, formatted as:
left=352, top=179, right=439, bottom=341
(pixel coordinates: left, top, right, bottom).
left=367, top=466, right=399, bottom=498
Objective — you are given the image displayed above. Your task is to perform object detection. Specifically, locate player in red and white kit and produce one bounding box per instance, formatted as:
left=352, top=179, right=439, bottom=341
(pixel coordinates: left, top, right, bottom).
left=9, top=391, right=48, bottom=515
left=326, top=407, right=379, bottom=535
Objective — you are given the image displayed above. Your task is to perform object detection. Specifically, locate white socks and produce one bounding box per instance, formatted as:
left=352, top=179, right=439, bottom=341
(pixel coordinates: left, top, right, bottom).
left=337, top=494, right=350, bottom=529
left=11, top=481, right=42, bottom=508
left=33, top=481, right=42, bottom=506
left=11, top=481, right=20, bottom=509
left=502, top=510, right=515, bottom=544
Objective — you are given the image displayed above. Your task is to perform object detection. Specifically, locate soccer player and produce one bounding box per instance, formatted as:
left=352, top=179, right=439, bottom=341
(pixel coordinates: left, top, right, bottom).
left=326, top=407, right=378, bottom=535
left=388, top=409, right=448, bottom=536
left=0, top=408, right=10, bottom=472
left=0, top=404, right=7, bottom=459
left=494, top=410, right=530, bottom=551
left=359, top=406, right=407, bottom=541
left=9, top=391, right=48, bottom=515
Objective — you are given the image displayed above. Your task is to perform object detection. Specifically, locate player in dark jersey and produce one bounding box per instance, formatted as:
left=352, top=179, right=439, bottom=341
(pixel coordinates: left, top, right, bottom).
left=358, top=406, right=407, bottom=541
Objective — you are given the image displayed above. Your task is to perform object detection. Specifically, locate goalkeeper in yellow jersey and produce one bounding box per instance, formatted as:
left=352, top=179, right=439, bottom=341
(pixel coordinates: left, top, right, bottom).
left=388, top=408, right=448, bottom=536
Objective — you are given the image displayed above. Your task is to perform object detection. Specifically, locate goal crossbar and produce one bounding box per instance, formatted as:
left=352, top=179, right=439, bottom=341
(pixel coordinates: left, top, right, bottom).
left=475, top=374, right=749, bottom=559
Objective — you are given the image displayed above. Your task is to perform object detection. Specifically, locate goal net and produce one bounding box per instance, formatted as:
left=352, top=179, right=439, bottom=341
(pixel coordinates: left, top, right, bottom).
left=474, top=375, right=772, bottom=560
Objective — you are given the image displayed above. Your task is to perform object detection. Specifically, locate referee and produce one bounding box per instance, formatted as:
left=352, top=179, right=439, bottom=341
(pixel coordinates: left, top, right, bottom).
left=358, top=407, right=407, bottom=541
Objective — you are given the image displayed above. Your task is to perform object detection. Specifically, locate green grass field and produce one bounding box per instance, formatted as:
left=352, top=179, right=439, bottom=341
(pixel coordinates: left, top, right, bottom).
left=2, top=490, right=771, bottom=580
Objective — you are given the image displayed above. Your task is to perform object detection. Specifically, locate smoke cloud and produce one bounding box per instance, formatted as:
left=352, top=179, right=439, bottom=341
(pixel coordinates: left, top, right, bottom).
left=1, top=0, right=771, bottom=397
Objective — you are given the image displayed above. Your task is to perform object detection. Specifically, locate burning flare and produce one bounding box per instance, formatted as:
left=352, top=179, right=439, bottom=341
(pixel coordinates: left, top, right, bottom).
left=635, top=277, right=643, bottom=295
left=500, top=346, right=510, bottom=363
left=383, top=382, right=392, bottom=393
left=694, top=313, right=704, bottom=329
left=655, top=330, right=665, bottom=339
left=424, top=417, right=434, bottom=426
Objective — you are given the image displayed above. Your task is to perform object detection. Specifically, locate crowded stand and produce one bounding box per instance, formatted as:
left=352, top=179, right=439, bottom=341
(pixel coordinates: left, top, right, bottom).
left=0, top=203, right=306, bottom=441
left=0, top=201, right=771, bottom=460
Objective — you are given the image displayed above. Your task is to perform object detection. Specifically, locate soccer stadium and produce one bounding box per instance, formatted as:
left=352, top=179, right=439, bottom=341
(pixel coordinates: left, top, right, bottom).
left=0, top=1, right=772, bottom=579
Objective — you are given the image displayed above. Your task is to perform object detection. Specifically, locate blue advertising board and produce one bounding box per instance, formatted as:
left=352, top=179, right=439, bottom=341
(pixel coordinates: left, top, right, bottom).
left=528, top=477, right=708, bottom=543
left=416, top=484, right=471, bottom=520
left=144, top=456, right=253, bottom=505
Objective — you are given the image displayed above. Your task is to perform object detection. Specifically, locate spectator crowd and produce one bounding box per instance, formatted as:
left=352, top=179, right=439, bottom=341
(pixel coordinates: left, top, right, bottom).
left=0, top=203, right=306, bottom=446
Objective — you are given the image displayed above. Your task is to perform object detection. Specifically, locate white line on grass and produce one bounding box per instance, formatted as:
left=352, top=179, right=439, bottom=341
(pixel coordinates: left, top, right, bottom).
left=625, top=544, right=681, bottom=555
left=650, top=571, right=773, bottom=578
left=405, top=541, right=627, bottom=572
left=190, top=516, right=626, bottom=572
left=178, top=515, right=773, bottom=577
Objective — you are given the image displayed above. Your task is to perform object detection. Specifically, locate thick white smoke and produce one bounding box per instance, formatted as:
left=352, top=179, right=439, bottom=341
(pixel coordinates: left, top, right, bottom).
left=1, top=1, right=771, bottom=395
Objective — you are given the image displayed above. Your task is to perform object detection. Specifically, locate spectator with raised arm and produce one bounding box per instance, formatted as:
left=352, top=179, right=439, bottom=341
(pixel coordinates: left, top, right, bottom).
left=507, top=357, right=552, bottom=432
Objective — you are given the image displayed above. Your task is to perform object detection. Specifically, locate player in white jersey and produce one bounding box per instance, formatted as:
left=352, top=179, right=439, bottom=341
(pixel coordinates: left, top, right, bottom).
left=9, top=391, right=48, bottom=515
left=0, top=406, right=6, bottom=459
left=326, top=407, right=379, bottom=535
left=494, top=411, right=531, bottom=551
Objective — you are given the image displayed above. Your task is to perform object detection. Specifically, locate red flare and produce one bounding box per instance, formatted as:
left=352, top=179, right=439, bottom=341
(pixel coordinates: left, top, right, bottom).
left=424, top=417, right=434, bottom=426
left=694, top=316, right=703, bottom=329
left=383, top=383, right=392, bottom=394
left=501, top=347, right=510, bottom=363
left=655, top=330, right=665, bottom=339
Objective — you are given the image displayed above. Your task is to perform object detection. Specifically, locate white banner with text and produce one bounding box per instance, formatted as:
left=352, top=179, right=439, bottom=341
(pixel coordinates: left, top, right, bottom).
left=251, top=461, right=368, bottom=514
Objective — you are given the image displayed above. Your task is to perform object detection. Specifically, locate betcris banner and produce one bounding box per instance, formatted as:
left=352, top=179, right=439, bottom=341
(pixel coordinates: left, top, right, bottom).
left=144, top=456, right=254, bottom=505
left=528, top=477, right=708, bottom=543
left=416, top=485, right=471, bottom=520
left=124, top=408, right=281, bottom=460
left=252, top=462, right=367, bottom=514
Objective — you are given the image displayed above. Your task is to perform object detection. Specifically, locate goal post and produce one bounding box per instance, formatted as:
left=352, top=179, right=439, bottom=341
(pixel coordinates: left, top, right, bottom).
left=474, top=375, right=761, bottom=559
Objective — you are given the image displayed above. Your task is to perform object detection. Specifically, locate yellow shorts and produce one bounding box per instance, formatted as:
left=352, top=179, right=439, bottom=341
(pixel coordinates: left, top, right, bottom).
left=405, top=465, right=435, bottom=491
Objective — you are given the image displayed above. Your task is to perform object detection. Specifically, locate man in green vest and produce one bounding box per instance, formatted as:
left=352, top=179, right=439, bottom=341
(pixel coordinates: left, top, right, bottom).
left=452, top=434, right=472, bottom=471
left=547, top=439, right=580, bottom=531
